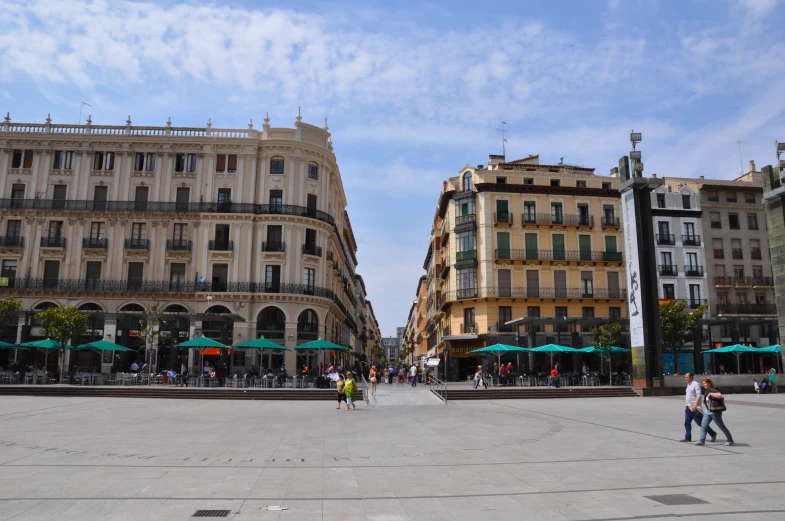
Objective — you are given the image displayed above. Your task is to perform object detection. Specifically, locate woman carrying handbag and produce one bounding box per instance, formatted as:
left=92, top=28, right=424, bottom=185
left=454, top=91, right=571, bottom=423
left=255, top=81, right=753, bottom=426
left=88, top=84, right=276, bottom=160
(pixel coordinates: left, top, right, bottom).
left=694, top=377, right=735, bottom=446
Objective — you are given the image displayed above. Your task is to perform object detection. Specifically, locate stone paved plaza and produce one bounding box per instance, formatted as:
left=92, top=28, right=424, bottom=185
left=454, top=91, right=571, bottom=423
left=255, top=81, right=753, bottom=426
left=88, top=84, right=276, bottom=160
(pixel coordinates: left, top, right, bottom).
left=0, top=385, right=783, bottom=521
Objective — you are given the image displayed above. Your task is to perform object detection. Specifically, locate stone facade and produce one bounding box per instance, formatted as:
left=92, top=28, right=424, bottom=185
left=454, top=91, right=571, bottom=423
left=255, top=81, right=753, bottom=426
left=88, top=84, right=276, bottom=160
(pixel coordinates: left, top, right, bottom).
left=0, top=112, right=379, bottom=373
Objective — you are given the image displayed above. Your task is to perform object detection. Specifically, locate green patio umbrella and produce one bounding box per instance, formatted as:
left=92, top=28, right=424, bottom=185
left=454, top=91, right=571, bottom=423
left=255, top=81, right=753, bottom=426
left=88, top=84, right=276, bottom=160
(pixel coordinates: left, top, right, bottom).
left=531, top=343, right=581, bottom=368
left=755, top=345, right=781, bottom=372
left=72, top=339, right=135, bottom=352
left=176, top=337, right=229, bottom=349
left=235, top=337, right=289, bottom=350
left=703, top=344, right=758, bottom=373
left=295, top=339, right=349, bottom=351
left=0, top=341, right=23, bottom=349
left=470, top=344, right=529, bottom=368
left=17, top=338, right=72, bottom=372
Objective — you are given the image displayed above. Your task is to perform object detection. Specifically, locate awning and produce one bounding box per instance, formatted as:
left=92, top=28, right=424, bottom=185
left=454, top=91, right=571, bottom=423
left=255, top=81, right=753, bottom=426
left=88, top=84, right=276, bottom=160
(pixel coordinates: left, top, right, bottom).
left=426, top=358, right=440, bottom=366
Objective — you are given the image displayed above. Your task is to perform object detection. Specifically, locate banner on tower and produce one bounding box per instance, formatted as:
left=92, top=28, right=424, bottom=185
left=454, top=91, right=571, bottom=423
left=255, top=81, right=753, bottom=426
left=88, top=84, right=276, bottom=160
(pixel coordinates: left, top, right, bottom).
left=622, top=190, right=644, bottom=346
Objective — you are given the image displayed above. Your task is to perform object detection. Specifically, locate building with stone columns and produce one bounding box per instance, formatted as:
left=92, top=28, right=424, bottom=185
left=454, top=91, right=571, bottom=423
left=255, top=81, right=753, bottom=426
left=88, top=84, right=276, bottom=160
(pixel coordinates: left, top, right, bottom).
left=0, top=111, right=378, bottom=374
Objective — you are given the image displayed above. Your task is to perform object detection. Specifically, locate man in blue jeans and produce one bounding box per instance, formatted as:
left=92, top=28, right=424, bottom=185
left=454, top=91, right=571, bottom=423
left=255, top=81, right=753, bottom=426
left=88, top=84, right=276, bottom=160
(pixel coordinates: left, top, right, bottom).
left=680, top=372, right=716, bottom=442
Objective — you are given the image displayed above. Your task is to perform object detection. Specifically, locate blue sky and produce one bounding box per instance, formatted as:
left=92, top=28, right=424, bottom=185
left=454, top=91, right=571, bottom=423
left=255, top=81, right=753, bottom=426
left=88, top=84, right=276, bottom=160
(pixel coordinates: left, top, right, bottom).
left=2, top=0, right=784, bottom=335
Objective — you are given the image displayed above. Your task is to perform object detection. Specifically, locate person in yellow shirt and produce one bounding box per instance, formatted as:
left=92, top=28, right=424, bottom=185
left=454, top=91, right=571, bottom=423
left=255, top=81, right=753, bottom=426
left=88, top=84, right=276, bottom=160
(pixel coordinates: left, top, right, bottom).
left=336, top=374, right=346, bottom=409
left=344, top=371, right=356, bottom=411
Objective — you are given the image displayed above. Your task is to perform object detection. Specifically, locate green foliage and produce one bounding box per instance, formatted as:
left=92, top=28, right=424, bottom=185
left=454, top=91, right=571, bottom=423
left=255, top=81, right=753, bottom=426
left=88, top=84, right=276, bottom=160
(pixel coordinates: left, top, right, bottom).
left=0, top=296, right=21, bottom=332
left=35, top=305, right=88, bottom=348
left=591, top=321, right=622, bottom=374
left=659, top=299, right=707, bottom=374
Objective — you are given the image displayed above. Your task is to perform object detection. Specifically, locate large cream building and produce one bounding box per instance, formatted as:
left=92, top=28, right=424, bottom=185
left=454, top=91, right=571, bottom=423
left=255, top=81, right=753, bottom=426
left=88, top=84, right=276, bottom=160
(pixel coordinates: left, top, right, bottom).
left=0, top=111, right=378, bottom=373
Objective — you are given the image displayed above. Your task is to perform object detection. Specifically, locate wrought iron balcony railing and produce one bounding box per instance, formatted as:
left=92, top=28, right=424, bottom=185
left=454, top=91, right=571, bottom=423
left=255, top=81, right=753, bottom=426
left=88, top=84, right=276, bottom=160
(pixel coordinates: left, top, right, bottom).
left=716, top=303, right=776, bottom=315
left=262, top=241, right=285, bottom=252
left=0, top=236, right=24, bottom=247
left=40, top=236, right=66, bottom=248
left=124, top=238, right=150, bottom=250
left=682, top=234, right=701, bottom=246
left=209, top=240, right=233, bottom=251
left=440, top=286, right=627, bottom=303
left=82, top=237, right=108, bottom=249
left=684, top=265, right=704, bottom=276
left=494, top=249, right=622, bottom=262
left=493, top=212, right=513, bottom=224
left=520, top=213, right=595, bottom=226
left=302, top=244, right=322, bottom=257
left=658, top=265, right=678, bottom=276
left=656, top=234, right=675, bottom=245
left=166, top=239, right=192, bottom=251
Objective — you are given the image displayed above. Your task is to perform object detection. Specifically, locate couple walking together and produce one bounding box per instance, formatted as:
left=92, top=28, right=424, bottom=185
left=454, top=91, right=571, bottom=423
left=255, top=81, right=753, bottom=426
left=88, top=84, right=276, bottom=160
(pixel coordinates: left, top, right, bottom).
left=681, top=372, right=734, bottom=446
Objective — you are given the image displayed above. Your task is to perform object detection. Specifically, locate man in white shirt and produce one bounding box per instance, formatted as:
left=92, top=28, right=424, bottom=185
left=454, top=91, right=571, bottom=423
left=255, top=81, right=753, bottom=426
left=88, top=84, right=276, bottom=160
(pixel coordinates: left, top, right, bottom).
left=130, top=362, right=139, bottom=373
left=410, top=364, right=418, bottom=387
left=681, top=372, right=716, bottom=442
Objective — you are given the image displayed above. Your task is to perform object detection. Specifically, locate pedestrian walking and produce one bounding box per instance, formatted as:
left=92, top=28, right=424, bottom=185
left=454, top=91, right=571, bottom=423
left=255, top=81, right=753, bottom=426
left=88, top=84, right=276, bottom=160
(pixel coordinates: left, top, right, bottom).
left=397, top=367, right=405, bottom=386
left=344, top=371, right=356, bottom=411
left=369, top=365, right=378, bottom=403
left=474, top=365, right=487, bottom=389
left=410, top=364, right=418, bottom=387
left=336, top=374, right=346, bottom=409
left=694, top=377, right=734, bottom=446
left=388, top=365, right=395, bottom=385
left=680, top=372, right=716, bottom=442
left=548, top=363, right=560, bottom=388
left=769, top=368, right=778, bottom=394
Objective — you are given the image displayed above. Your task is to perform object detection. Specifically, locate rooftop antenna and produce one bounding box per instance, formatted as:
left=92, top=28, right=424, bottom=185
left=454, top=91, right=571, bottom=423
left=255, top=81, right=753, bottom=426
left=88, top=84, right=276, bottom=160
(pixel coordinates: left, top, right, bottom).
left=79, top=101, right=91, bottom=125
left=496, top=121, right=508, bottom=157
left=736, top=139, right=744, bottom=175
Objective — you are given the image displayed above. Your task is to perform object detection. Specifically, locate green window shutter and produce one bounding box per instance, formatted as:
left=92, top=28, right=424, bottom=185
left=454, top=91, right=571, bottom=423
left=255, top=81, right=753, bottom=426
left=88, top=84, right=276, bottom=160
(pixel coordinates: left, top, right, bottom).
left=604, top=236, right=620, bottom=261
left=497, top=232, right=510, bottom=259
left=525, top=233, right=538, bottom=260
left=496, top=200, right=509, bottom=213
left=579, top=235, right=592, bottom=261
left=552, top=234, right=565, bottom=260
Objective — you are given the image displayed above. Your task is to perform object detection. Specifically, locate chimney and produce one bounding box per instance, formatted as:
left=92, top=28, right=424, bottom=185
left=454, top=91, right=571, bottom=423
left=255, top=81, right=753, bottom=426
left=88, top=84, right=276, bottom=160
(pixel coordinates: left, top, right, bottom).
left=748, top=160, right=756, bottom=173
left=699, top=175, right=704, bottom=179
left=488, top=154, right=505, bottom=167
left=651, top=173, right=657, bottom=178
left=609, top=167, right=619, bottom=178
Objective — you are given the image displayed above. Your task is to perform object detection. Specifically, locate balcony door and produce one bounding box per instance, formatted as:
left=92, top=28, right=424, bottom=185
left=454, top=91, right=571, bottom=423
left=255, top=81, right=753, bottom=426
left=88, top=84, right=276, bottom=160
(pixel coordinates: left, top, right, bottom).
left=134, top=186, right=149, bottom=212
left=43, top=260, right=60, bottom=289
left=578, top=235, right=591, bottom=261
left=526, top=270, right=539, bottom=298
left=496, top=232, right=510, bottom=259
left=265, top=265, right=281, bottom=292
left=127, top=262, right=143, bottom=291
left=170, top=263, right=186, bottom=291
left=175, top=187, right=190, bottom=212
left=85, top=262, right=101, bottom=290
left=550, top=203, right=563, bottom=224
left=269, top=190, right=283, bottom=213
left=525, top=233, right=538, bottom=260
left=307, top=194, right=317, bottom=217
left=93, top=185, right=108, bottom=211
left=214, top=224, right=230, bottom=249
left=52, top=185, right=67, bottom=210
left=689, top=284, right=701, bottom=308
left=607, top=272, right=620, bottom=299
left=554, top=270, right=567, bottom=298
left=212, top=264, right=228, bottom=292
left=658, top=221, right=670, bottom=241
left=581, top=271, right=594, bottom=297
left=463, top=308, right=475, bottom=331
left=498, top=269, right=511, bottom=297
left=552, top=234, right=565, bottom=261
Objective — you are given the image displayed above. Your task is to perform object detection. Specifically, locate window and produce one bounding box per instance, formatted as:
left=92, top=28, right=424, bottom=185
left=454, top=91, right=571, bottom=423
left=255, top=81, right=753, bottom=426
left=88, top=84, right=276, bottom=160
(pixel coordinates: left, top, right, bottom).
left=498, top=269, right=511, bottom=297
left=576, top=180, right=587, bottom=188
left=550, top=203, right=563, bottom=223
left=689, top=285, right=701, bottom=306
left=550, top=179, right=560, bottom=187
left=660, top=251, right=672, bottom=266
left=577, top=204, right=589, bottom=224
left=270, top=156, right=285, bottom=174
left=458, top=268, right=477, bottom=298
left=464, top=308, right=476, bottom=329
left=175, top=153, right=196, bottom=173
left=211, top=264, right=229, bottom=291
left=523, top=201, right=536, bottom=222
left=496, top=176, right=507, bottom=184
left=11, top=150, right=33, bottom=169
left=663, top=284, right=675, bottom=299
left=712, top=238, right=723, bottom=259
left=657, top=194, right=665, bottom=208
left=733, top=265, right=745, bottom=279
left=684, top=222, right=695, bottom=238
left=170, top=263, right=186, bottom=288
left=686, top=252, right=698, bottom=268
left=52, top=151, right=73, bottom=170
left=307, top=194, right=317, bottom=216
left=745, top=192, right=756, bottom=204
left=707, top=191, right=719, bottom=202
left=682, top=194, right=691, bottom=209
left=6, top=220, right=21, bottom=237
left=752, top=265, right=763, bottom=278
left=728, top=213, right=739, bottom=229
left=265, top=265, right=281, bottom=291
left=602, top=182, right=611, bottom=190
left=303, top=267, right=315, bottom=288
left=1, top=260, right=17, bottom=281
left=731, top=238, right=742, bottom=259
left=603, top=205, right=615, bottom=224
left=264, top=190, right=282, bottom=214
left=308, top=162, right=318, bottom=180
left=750, top=239, right=761, bottom=259
left=89, top=222, right=105, bottom=239
left=555, top=306, right=568, bottom=318
left=609, top=307, right=621, bottom=319
left=524, top=178, right=534, bottom=185
left=131, top=223, right=146, bottom=240
left=11, top=184, right=25, bottom=200
left=726, top=192, right=737, bottom=202
left=462, top=172, right=473, bottom=191
left=173, top=223, right=188, bottom=241
left=93, top=151, right=115, bottom=171
left=48, top=221, right=63, bottom=238
left=498, top=306, right=512, bottom=331
left=127, top=262, right=143, bottom=289
left=217, top=188, right=231, bottom=207
left=134, top=152, right=156, bottom=172
left=457, top=231, right=475, bottom=252
left=214, top=224, right=230, bottom=248
left=215, top=153, right=237, bottom=173
left=747, top=213, right=758, bottom=230
left=710, top=212, right=721, bottom=228
left=580, top=271, right=594, bottom=296
left=43, top=260, right=60, bottom=288
left=496, top=231, right=510, bottom=259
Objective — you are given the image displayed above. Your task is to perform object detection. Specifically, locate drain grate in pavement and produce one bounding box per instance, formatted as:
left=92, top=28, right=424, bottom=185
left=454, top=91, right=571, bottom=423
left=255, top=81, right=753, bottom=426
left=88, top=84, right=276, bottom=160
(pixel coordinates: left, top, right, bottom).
left=645, top=494, right=708, bottom=506
left=192, top=510, right=231, bottom=518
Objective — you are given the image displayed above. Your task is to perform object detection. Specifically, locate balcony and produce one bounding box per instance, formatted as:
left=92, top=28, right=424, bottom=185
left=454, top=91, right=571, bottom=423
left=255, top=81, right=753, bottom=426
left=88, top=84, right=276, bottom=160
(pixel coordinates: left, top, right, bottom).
left=732, top=248, right=743, bottom=259
left=682, top=235, right=701, bottom=246
left=493, top=212, right=513, bottom=225
left=658, top=265, right=679, bottom=276
left=166, top=239, right=192, bottom=251
left=439, top=259, right=450, bottom=278
left=493, top=249, right=622, bottom=263
left=439, top=287, right=627, bottom=302
left=751, top=248, right=762, bottom=260
left=684, top=265, right=704, bottom=277
left=716, top=303, right=776, bottom=315
left=734, top=277, right=751, bottom=287
left=457, top=288, right=478, bottom=299
left=456, top=250, right=477, bottom=264
left=208, top=240, right=233, bottom=251
left=0, top=199, right=337, bottom=226
left=686, top=299, right=708, bottom=310
left=40, top=236, right=66, bottom=248
left=262, top=241, right=285, bottom=252
left=0, top=236, right=24, bottom=248
left=460, top=323, right=478, bottom=334
left=713, top=249, right=724, bottom=259
left=750, top=277, right=773, bottom=287
left=601, top=216, right=620, bottom=228
left=454, top=214, right=476, bottom=232
left=714, top=276, right=734, bottom=286
left=523, top=213, right=594, bottom=227
left=656, top=234, right=675, bottom=245
left=124, top=238, right=150, bottom=250
left=302, top=244, right=322, bottom=257
left=82, top=238, right=108, bottom=249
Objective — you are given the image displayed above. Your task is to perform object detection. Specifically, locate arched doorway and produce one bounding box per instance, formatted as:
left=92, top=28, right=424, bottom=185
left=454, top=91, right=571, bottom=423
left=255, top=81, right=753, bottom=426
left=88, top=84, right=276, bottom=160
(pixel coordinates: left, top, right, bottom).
left=74, top=303, right=105, bottom=371
left=256, top=306, right=286, bottom=371
left=297, top=309, right=319, bottom=372
left=160, top=304, right=190, bottom=372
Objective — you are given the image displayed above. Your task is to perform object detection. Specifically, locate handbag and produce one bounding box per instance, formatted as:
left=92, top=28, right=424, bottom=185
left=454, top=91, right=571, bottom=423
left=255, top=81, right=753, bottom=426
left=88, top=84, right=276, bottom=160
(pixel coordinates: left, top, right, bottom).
left=708, top=396, right=727, bottom=412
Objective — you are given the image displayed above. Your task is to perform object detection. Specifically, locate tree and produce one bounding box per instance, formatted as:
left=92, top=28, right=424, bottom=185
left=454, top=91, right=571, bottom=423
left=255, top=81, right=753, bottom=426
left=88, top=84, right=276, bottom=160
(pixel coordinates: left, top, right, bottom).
left=0, top=296, right=21, bottom=334
left=659, top=299, right=707, bottom=374
left=137, top=301, right=162, bottom=379
left=591, top=321, right=621, bottom=376
left=35, top=305, right=88, bottom=382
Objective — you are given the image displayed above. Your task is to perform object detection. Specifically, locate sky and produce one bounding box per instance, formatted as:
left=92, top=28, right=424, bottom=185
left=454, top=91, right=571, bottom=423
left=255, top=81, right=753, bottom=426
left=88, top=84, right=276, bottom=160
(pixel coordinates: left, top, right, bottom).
left=1, top=0, right=785, bottom=336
